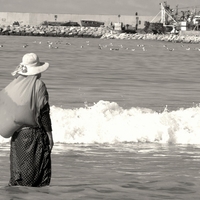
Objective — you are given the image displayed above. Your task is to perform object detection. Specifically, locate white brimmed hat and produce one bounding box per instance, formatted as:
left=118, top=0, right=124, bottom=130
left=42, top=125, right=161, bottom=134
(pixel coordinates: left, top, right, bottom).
left=12, top=53, right=49, bottom=76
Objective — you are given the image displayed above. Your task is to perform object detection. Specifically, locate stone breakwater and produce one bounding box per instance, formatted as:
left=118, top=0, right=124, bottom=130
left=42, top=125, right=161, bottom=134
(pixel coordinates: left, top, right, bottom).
left=0, top=25, right=108, bottom=38
left=1, top=25, right=200, bottom=44
left=101, top=32, right=200, bottom=44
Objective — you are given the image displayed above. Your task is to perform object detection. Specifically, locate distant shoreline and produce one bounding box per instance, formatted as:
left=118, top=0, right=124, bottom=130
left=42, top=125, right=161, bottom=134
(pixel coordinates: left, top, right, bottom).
left=0, top=25, right=200, bottom=44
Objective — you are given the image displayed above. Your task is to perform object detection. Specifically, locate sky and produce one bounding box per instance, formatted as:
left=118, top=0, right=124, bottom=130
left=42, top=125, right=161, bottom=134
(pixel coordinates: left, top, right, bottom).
left=0, top=0, right=200, bottom=16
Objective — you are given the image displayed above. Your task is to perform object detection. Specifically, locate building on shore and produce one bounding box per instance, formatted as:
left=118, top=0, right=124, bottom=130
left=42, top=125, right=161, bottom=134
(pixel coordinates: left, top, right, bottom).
left=0, top=12, right=154, bottom=29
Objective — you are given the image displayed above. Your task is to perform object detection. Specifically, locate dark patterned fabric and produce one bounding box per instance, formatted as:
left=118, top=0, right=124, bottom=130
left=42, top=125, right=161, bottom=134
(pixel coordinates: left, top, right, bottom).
left=9, top=103, right=52, bottom=187
left=39, top=103, right=52, bottom=132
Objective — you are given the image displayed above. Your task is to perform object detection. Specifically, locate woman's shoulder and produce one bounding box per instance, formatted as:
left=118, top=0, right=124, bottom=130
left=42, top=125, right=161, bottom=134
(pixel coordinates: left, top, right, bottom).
left=35, top=79, right=47, bottom=90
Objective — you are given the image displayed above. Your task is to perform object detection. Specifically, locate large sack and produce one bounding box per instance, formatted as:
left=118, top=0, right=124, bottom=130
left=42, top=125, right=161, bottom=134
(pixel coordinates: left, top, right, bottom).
left=0, top=91, right=22, bottom=138
left=0, top=76, right=38, bottom=138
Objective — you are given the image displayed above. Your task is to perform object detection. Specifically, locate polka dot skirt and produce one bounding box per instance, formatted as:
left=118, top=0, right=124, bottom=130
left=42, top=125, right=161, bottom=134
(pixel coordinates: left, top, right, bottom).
left=9, top=128, right=51, bottom=187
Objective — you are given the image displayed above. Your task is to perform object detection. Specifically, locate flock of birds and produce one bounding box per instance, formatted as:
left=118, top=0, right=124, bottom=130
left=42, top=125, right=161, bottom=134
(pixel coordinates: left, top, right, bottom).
left=0, top=38, right=200, bottom=52
left=162, top=44, right=200, bottom=51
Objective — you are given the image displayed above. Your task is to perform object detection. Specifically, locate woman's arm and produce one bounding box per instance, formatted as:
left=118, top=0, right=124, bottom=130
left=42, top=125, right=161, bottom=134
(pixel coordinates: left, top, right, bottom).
left=40, top=103, right=54, bottom=150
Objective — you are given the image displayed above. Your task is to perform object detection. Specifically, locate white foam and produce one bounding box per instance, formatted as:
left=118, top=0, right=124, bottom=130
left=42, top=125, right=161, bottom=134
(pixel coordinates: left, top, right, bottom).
left=51, top=100, right=200, bottom=144
left=1, top=100, right=200, bottom=145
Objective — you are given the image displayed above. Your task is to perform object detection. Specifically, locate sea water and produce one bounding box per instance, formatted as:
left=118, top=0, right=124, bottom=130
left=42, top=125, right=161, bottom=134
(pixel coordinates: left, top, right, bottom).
left=0, top=35, right=200, bottom=199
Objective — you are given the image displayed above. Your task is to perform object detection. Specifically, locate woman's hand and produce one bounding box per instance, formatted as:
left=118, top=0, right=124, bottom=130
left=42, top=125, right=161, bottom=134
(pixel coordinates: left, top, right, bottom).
left=47, top=131, right=54, bottom=151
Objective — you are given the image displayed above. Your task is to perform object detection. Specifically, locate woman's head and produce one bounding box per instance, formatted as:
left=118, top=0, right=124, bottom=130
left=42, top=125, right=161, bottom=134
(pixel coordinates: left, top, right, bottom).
left=12, top=53, right=49, bottom=76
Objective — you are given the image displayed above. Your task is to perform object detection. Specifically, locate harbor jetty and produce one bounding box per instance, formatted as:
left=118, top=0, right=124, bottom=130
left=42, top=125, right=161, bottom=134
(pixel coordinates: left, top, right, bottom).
left=0, top=24, right=200, bottom=44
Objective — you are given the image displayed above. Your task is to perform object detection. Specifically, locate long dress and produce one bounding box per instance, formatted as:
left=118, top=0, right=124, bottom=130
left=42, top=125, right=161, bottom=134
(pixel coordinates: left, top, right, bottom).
left=9, top=102, right=52, bottom=187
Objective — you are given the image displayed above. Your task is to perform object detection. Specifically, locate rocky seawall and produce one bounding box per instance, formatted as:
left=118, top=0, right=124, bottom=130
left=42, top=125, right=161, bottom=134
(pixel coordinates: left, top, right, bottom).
left=101, top=32, right=200, bottom=44
left=0, top=25, right=107, bottom=38
left=1, top=25, right=200, bottom=44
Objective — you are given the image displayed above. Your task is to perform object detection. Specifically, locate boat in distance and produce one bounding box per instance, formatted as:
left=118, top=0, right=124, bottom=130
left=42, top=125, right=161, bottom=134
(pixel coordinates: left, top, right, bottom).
left=41, top=21, right=80, bottom=26
left=81, top=20, right=104, bottom=27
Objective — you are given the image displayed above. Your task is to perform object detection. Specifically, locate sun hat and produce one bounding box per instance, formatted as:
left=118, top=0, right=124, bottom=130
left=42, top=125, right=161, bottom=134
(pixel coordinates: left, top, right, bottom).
left=12, top=53, right=49, bottom=76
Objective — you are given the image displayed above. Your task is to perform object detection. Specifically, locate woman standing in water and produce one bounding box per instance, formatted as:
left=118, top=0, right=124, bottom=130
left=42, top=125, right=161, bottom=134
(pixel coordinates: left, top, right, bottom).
left=2, top=53, right=54, bottom=186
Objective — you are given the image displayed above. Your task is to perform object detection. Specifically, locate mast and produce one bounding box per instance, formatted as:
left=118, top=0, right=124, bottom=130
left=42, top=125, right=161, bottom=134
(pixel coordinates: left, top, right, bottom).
left=151, top=2, right=177, bottom=27
left=160, top=2, right=177, bottom=26
left=160, top=3, right=166, bottom=25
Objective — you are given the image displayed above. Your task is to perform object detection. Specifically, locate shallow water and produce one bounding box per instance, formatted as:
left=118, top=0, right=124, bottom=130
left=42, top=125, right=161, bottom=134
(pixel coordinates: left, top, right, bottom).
left=0, top=35, right=200, bottom=199
left=1, top=143, right=200, bottom=200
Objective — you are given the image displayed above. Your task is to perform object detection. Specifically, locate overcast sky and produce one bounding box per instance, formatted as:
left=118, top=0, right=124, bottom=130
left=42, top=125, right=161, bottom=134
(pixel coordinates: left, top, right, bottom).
left=0, top=0, right=200, bottom=16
